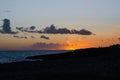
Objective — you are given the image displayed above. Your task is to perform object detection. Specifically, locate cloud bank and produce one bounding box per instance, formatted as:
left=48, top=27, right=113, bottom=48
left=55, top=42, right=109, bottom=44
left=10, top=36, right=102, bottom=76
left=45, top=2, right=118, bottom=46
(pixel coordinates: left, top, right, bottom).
left=16, top=26, right=36, bottom=33
left=39, top=24, right=93, bottom=35
left=16, top=24, right=93, bottom=35
left=30, top=42, right=65, bottom=50
left=0, top=18, right=94, bottom=36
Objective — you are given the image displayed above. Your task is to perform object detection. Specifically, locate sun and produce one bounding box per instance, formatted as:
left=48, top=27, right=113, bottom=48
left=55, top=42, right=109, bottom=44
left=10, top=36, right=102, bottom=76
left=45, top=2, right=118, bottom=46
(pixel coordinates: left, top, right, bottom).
left=65, top=47, right=77, bottom=50
left=65, top=40, right=79, bottom=50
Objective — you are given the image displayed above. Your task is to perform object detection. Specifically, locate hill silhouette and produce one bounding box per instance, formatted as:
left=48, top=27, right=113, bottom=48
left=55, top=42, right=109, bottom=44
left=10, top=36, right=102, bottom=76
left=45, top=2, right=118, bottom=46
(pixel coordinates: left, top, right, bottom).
left=0, top=44, right=120, bottom=80
left=26, top=44, right=120, bottom=60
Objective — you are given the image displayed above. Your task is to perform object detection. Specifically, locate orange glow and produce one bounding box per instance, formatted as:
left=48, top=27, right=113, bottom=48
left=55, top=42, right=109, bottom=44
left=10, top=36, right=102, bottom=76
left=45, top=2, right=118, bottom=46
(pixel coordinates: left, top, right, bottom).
left=64, top=40, right=92, bottom=50
left=65, top=40, right=80, bottom=50
left=65, top=47, right=77, bottom=50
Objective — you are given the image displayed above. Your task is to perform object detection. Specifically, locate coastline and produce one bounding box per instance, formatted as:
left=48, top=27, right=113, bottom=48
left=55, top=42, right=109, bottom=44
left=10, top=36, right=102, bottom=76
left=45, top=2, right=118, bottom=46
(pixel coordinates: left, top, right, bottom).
left=0, top=45, right=120, bottom=80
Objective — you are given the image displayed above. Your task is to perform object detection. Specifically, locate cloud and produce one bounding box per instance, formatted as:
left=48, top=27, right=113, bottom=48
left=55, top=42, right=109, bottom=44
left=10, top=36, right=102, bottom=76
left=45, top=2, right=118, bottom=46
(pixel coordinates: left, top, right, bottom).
left=40, top=35, right=50, bottom=40
left=16, top=26, right=36, bottom=33
left=71, top=29, right=92, bottom=35
left=13, top=35, right=19, bottom=38
left=16, top=24, right=93, bottom=35
left=0, top=19, right=17, bottom=34
left=31, top=36, right=35, bottom=39
left=30, top=42, right=65, bottom=50
left=0, top=19, right=93, bottom=36
left=13, top=35, right=27, bottom=39
left=16, top=27, right=24, bottom=32
left=30, top=26, right=36, bottom=30
left=39, top=24, right=93, bottom=35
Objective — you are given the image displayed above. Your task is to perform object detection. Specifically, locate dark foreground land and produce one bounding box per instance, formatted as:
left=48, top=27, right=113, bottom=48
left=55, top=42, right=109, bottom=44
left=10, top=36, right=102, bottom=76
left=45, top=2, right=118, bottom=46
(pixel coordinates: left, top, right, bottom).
left=0, top=44, right=120, bottom=80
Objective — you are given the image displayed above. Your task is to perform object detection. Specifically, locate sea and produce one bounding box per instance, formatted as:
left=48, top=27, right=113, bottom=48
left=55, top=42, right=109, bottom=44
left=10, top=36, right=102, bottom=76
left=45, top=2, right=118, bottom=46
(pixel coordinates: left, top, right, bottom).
left=0, top=50, right=71, bottom=63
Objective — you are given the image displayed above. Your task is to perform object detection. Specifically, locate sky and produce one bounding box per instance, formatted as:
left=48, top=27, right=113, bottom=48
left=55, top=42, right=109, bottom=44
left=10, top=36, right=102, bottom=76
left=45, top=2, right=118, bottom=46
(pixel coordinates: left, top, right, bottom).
left=0, top=0, right=120, bottom=50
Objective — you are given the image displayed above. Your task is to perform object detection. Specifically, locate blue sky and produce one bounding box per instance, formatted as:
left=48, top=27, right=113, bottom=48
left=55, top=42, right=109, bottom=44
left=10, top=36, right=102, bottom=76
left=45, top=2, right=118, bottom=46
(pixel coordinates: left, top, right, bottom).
left=0, top=0, right=120, bottom=50
left=0, top=0, right=120, bottom=29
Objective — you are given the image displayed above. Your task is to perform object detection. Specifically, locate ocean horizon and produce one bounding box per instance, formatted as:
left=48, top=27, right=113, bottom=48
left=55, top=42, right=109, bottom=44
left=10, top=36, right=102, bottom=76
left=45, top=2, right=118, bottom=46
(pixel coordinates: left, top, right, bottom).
left=0, top=50, right=71, bottom=63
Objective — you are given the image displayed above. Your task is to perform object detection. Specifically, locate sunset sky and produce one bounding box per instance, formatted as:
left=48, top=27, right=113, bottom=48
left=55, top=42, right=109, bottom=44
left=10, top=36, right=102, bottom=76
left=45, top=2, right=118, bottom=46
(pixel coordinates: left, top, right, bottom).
left=0, top=0, right=120, bottom=50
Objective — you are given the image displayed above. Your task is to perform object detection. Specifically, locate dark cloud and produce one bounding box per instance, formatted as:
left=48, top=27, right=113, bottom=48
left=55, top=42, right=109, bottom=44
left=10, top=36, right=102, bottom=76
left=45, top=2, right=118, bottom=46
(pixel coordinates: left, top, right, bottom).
left=30, top=26, right=36, bottom=30
left=40, top=35, right=49, bottom=40
left=16, top=26, right=37, bottom=33
left=16, top=27, right=24, bottom=32
left=71, top=29, right=92, bottom=35
left=39, top=24, right=93, bottom=35
left=41, top=24, right=70, bottom=34
left=0, top=19, right=17, bottom=34
left=16, top=24, right=93, bottom=35
left=79, top=29, right=92, bottom=35
left=13, top=35, right=27, bottom=39
left=0, top=18, right=93, bottom=36
left=30, top=42, right=65, bottom=50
